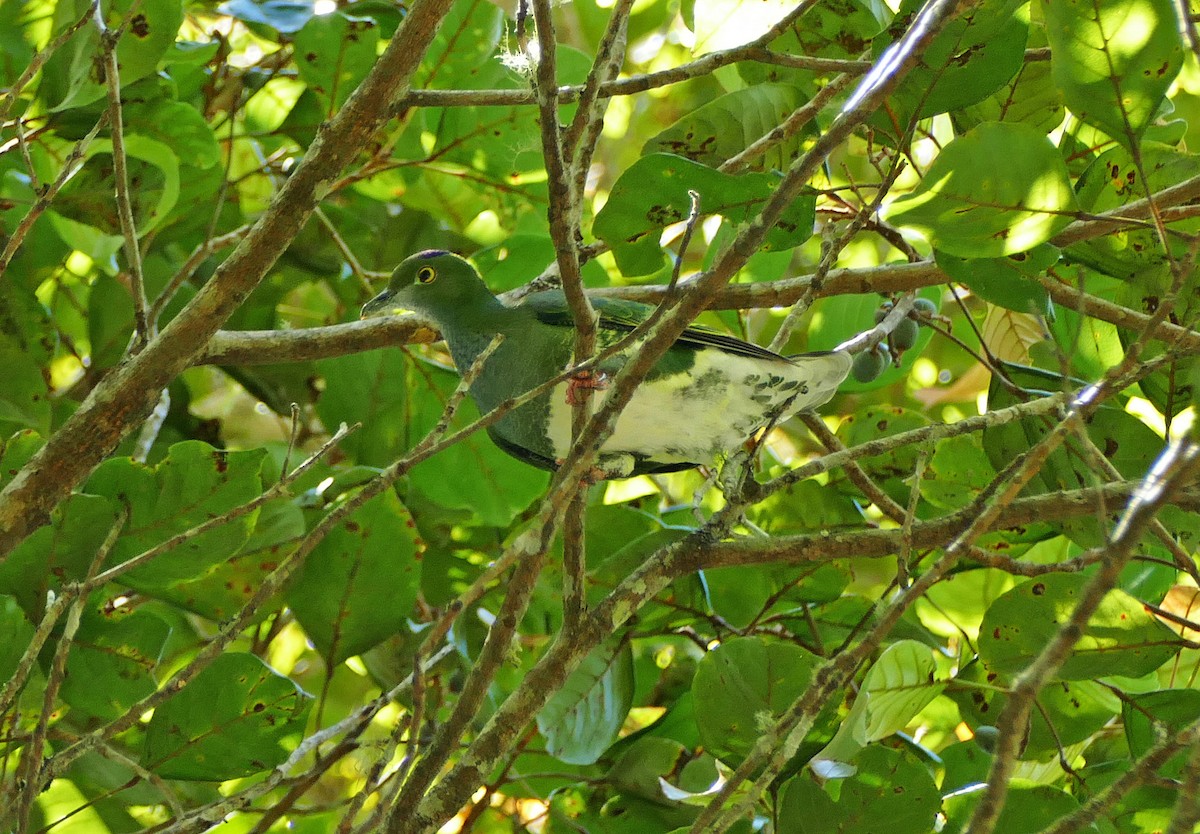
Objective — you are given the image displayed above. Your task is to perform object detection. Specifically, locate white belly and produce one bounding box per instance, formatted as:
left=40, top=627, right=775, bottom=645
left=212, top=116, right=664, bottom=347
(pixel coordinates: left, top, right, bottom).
left=545, top=350, right=850, bottom=466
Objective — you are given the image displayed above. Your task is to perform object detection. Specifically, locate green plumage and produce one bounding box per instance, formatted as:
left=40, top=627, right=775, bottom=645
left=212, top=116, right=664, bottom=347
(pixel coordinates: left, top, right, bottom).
left=361, top=250, right=851, bottom=478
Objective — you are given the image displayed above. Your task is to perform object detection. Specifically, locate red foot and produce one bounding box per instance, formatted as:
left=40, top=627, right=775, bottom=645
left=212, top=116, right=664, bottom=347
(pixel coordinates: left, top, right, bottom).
left=565, top=370, right=610, bottom=406
left=554, top=457, right=607, bottom=484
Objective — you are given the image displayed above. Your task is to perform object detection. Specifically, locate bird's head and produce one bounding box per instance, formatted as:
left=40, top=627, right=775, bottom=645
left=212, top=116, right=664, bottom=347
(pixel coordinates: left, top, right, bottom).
left=360, top=250, right=486, bottom=321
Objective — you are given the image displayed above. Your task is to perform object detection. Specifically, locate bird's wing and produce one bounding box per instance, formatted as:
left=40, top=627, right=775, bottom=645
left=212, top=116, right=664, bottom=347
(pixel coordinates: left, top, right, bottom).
left=522, top=292, right=796, bottom=362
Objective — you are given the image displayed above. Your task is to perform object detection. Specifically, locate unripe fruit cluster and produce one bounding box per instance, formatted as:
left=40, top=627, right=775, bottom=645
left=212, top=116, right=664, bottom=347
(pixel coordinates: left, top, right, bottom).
left=851, top=297, right=938, bottom=383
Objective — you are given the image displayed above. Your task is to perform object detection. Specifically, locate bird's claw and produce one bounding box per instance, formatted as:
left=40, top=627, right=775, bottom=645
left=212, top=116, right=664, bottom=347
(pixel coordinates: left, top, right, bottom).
left=554, top=457, right=608, bottom=484
left=565, top=369, right=610, bottom=406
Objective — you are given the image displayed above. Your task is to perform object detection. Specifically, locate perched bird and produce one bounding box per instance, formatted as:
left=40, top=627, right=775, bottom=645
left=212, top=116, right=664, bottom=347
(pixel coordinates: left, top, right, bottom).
left=361, top=250, right=851, bottom=479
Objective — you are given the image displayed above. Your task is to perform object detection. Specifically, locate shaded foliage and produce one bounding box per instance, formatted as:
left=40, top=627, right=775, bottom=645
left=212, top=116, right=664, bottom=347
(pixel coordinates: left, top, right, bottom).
left=2, top=0, right=1200, bottom=831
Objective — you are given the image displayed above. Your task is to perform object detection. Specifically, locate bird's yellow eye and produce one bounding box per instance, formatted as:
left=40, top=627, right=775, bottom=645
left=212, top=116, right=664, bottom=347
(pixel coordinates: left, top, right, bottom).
left=417, top=266, right=436, bottom=284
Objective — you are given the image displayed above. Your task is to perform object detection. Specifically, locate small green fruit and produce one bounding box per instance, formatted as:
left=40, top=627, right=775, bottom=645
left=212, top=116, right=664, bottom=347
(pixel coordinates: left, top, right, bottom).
left=890, top=317, right=920, bottom=351
left=851, top=346, right=888, bottom=382
left=912, top=297, right=938, bottom=317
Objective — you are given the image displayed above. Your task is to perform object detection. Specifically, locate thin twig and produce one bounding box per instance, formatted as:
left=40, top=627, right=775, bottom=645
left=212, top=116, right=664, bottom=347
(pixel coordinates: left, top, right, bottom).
left=531, top=0, right=595, bottom=628
left=148, top=225, right=250, bottom=324
left=92, top=0, right=150, bottom=349
left=967, top=434, right=1200, bottom=834
left=315, top=207, right=372, bottom=292
left=0, top=114, right=109, bottom=279
left=0, top=6, right=94, bottom=125
left=769, top=152, right=911, bottom=354
left=721, top=73, right=856, bottom=175
left=132, top=389, right=171, bottom=463
left=88, top=422, right=356, bottom=589
left=15, top=508, right=127, bottom=829
left=1042, top=715, right=1200, bottom=834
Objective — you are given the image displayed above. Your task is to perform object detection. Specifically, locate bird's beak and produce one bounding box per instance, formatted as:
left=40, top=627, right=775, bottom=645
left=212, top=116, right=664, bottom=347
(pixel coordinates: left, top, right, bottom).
left=360, top=289, right=395, bottom=320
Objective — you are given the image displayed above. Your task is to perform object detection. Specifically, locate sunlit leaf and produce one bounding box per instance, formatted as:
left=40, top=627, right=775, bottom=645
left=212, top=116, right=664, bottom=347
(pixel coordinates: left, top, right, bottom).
left=645, top=84, right=810, bottom=171
left=979, top=573, right=1181, bottom=680
left=1044, top=0, right=1184, bottom=141
left=61, top=605, right=170, bottom=719
left=594, top=153, right=815, bottom=275
left=886, top=122, right=1077, bottom=258
left=43, top=0, right=184, bottom=111
left=294, top=13, right=380, bottom=112
left=813, top=640, right=943, bottom=768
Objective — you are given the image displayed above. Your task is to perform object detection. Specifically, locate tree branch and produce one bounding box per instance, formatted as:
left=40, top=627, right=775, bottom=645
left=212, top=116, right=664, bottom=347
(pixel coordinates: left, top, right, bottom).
left=0, top=0, right=458, bottom=560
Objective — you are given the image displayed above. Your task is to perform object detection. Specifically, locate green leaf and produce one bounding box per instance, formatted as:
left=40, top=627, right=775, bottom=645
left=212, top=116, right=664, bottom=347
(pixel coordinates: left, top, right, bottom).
left=594, top=153, right=815, bottom=276
left=983, top=364, right=1164, bottom=508
left=935, top=244, right=1058, bottom=315
left=315, top=349, right=415, bottom=468
left=885, top=122, right=1077, bottom=258
left=125, top=99, right=222, bottom=170
left=1123, top=689, right=1200, bottom=778
left=61, top=605, right=170, bottom=720
left=917, top=569, right=1018, bottom=641
left=978, top=573, right=1180, bottom=680
left=1072, top=146, right=1200, bottom=279
left=84, top=441, right=267, bottom=590
left=589, top=527, right=700, bottom=629
left=143, top=653, right=311, bottom=780
left=1022, top=679, right=1120, bottom=759
left=607, top=737, right=690, bottom=799
left=408, top=388, right=549, bottom=529
left=958, top=60, right=1066, bottom=134
left=316, top=352, right=548, bottom=526
left=779, top=747, right=940, bottom=834
left=1044, top=0, right=1184, bottom=141
left=0, top=595, right=35, bottom=683
left=0, top=494, right=118, bottom=618
left=835, top=405, right=932, bottom=498
left=294, top=13, right=380, bottom=112
left=537, top=638, right=635, bottom=765
left=0, top=430, right=43, bottom=491
left=47, top=210, right=123, bottom=268
left=44, top=0, right=185, bottom=111
left=644, top=84, right=810, bottom=171
left=0, top=285, right=52, bottom=436
left=691, top=636, right=819, bottom=765
left=1044, top=296, right=1126, bottom=384
left=473, top=236, right=559, bottom=292
left=747, top=477, right=863, bottom=536
left=154, top=498, right=304, bottom=621
left=942, top=784, right=1082, bottom=834
left=701, top=565, right=775, bottom=629
left=414, top=0, right=505, bottom=89
left=757, top=0, right=890, bottom=64
left=813, top=640, right=943, bottom=768
left=939, top=738, right=995, bottom=795
left=873, top=0, right=1028, bottom=126
left=52, top=136, right=181, bottom=237
left=0, top=1, right=35, bottom=87
left=287, top=489, right=421, bottom=664
left=1117, top=265, right=1200, bottom=418
left=920, top=434, right=998, bottom=510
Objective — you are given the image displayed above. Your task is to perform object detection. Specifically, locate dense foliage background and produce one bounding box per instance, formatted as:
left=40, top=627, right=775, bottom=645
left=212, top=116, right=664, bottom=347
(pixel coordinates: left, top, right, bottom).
left=3, top=0, right=1200, bottom=831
